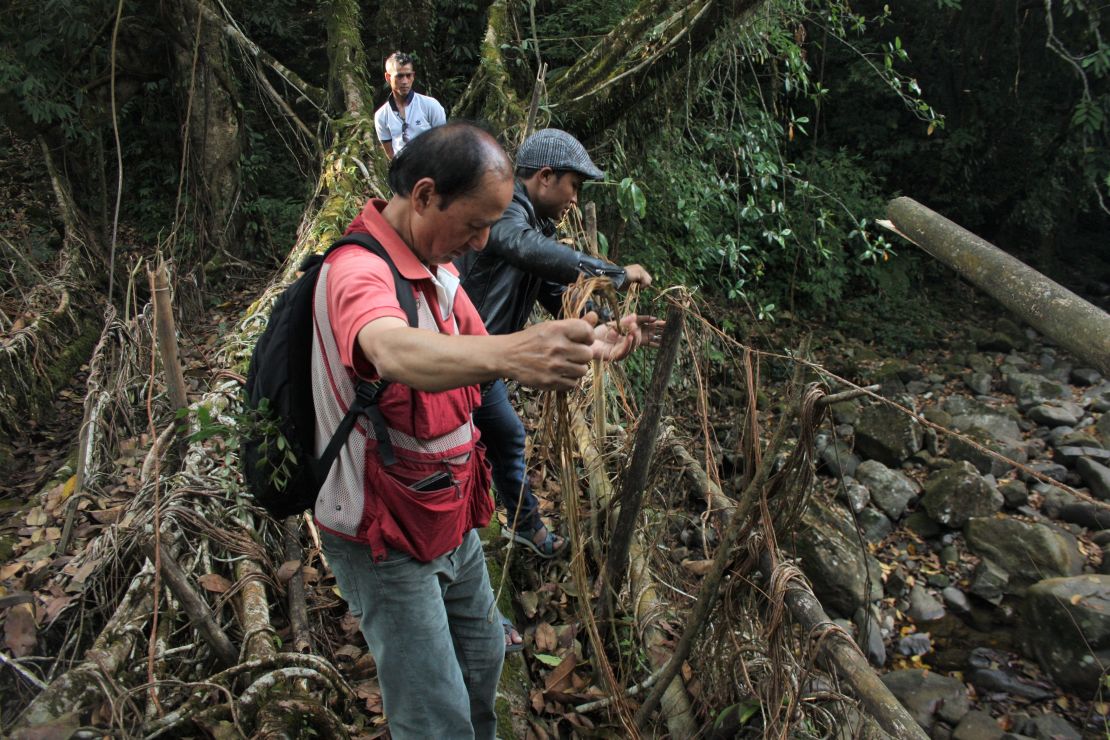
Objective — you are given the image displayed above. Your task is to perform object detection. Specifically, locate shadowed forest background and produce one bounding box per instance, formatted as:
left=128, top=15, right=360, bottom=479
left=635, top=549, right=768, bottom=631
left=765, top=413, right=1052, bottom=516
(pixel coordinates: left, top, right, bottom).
left=1, top=0, right=1109, bottom=737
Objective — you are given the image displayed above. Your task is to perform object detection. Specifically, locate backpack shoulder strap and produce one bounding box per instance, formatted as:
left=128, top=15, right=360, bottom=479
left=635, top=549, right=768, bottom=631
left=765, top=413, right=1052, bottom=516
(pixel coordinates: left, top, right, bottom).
left=323, top=232, right=419, bottom=328
left=313, top=232, right=418, bottom=473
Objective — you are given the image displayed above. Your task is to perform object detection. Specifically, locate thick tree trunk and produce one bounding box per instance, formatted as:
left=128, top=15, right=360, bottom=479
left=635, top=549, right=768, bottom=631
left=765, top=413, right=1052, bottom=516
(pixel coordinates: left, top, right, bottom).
left=886, top=196, right=1110, bottom=375
left=166, top=0, right=244, bottom=261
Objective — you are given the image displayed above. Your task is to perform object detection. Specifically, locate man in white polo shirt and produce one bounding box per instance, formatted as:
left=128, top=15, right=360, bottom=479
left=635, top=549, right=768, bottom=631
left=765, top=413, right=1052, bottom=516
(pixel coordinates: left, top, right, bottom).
left=373, top=51, right=447, bottom=160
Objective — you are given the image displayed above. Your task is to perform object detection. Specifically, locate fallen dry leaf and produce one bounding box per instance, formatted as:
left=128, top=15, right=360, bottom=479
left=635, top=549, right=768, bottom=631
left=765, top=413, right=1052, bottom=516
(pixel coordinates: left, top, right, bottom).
left=534, top=622, right=557, bottom=653
left=544, top=653, right=577, bottom=692
left=5, top=602, right=38, bottom=657
left=681, top=558, right=713, bottom=576
left=196, top=573, right=232, bottom=593
left=275, top=560, right=301, bottom=583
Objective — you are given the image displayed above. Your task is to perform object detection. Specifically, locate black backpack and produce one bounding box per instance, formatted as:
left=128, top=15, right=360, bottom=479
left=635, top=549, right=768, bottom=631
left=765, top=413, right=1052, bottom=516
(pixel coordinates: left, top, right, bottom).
left=241, top=233, right=417, bottom=519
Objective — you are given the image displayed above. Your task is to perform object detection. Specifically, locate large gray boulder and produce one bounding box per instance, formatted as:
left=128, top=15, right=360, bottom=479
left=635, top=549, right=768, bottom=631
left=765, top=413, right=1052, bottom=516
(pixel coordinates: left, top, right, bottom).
left=944, top=397, right=1021, bottom=441
left=1077, top=456, right=1110, bottom=501
left=855, top=403, right=923, bottom=467
left=965, top=517, right=1084, bottom=595
left=1085, top=382, right=1110, bottom=413
left=1004, top=371, right=1070, bottom=409
left=1023, top=575, right=1110, bottom=695
left=791, top=499, right=883, bottom=616
left=1026, top=401, right=1083, bottom=427
left=946, top=427, right=1028, bottom=477
left=921, top=461, right=1003, bottom=528
left=880, top=669, right=970, bottom=733
left=855, top=460, right=919, bottom=521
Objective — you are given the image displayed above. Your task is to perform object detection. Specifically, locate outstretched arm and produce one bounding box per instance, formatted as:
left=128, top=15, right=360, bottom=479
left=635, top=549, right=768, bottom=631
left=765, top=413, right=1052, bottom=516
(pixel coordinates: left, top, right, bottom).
left=357, top=316, right=597, bottom=392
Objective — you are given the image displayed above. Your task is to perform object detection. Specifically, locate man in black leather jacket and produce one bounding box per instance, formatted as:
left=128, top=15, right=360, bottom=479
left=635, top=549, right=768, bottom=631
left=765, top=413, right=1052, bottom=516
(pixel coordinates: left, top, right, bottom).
left=456, top=129, right=655, bottom=560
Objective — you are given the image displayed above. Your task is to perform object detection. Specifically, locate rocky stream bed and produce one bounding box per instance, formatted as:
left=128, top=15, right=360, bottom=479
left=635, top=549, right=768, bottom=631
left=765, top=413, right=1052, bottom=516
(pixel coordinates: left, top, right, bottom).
left=788, top=314, right=1110, bottom=739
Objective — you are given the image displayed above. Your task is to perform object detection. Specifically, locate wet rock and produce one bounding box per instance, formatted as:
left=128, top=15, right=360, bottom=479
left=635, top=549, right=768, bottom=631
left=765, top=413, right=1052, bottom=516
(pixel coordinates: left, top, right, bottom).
left=953, top=711, right=1003, bottom=740
left=898, top=632, right=933, bottom=656
left=905, top=510, right=943, bottom=539
left=908, top=585, right=946, bottom=622
left=1038, top=485, right=1078, bottom=518
left=1022, top=462, right=1068, bottom=483
left=945, top=398, right=1021, bottom=441
left=1071, top=367, right=1103, bottom=386
left=1056, top=430, right=1103, bottom=448
left=1026, top=403, right=1081, bottom=427
left=1026, top=714, right=1081, bottom=740
left=940, top=544, right=960, bottom=567
left=881, top=669, right=970, bottom=732
left=998, top=479, right=1029, bottom=508
left=1099, top=411, right=1110, bottom=441
left=855, top=403, right=923, bottom=467
left=853, top=608, right=886, bottom=667
left=858, top=508, right=892, bottom=543
left=965, top=372, right=993, bottom=396
left=829, top=398, right=861, bottom=426
left=1085, top=383, right=1110, bottom=414
left=1092, top=529, right=1110, bottom=546
left=1046, top=425, right=1076, bottom=448
left=942, top=586, right=971, bottom=614
left=819, top=439, right=860, bottom=479
left=965, top=517, right=1084, bottom=595
left=792, top=500, right=883, bottom=616
left=1055, top=445, right=1110, bottom=467
left=970, top=559, right=1009, bottom=604
left=969, top=669, right=1054, bottom=701
left=837, top=478, right=870, bottom=513
left=1023, top=574, right=1110, bottom=695
left=947, top=429, right=1027, bottom=478
left=855, top=460, right=919, bottom=520
left=1004, top=371, right=1070, bottom=409
left=1057, top=502, right=1110, bottom=531
left=1077, top=457, right=1110, bottom=500
left=925, top=406, right=954, bottom=429
left=922, top=462, right=1003, bottom=529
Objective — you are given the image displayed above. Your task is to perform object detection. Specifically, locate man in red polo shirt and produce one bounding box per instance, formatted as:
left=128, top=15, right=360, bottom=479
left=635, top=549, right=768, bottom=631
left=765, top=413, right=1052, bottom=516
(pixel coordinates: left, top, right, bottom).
left=311, top=122, right=643, bottom=739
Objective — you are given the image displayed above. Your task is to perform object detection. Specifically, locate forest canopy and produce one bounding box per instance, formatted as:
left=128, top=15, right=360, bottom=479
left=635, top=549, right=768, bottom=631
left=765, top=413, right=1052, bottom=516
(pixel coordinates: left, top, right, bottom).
left=2, top=0, right=1106, bottom=316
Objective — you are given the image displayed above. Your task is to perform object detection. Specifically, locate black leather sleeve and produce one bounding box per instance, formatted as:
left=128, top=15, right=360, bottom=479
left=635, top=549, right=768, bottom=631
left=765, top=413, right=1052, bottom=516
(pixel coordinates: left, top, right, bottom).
left=486, top=200, right=624, bottom=286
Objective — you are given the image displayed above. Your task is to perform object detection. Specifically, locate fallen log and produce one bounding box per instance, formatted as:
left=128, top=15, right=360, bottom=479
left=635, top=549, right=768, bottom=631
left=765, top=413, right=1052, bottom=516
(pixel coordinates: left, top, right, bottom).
left=885, top=197, right=1110, bottom=376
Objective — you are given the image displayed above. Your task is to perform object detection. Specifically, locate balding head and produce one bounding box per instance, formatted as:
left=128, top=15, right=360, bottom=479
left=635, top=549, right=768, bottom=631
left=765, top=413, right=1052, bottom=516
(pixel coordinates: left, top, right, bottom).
left=388, top=122, right=512, bottom=208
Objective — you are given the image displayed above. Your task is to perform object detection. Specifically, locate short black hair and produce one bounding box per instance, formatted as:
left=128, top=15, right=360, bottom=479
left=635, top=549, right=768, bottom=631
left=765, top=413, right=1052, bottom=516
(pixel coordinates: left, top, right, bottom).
left=385, top=51, right=413, bottom=72
left=388, top=121, right=511, bottom=208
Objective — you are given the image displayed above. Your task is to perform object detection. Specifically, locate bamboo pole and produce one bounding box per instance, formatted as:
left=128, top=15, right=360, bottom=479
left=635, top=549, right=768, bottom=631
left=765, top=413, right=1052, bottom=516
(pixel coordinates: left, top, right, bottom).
left=599, top=305, right=684, bottom=626
left=756, top=551, right=928, bottom=740
left=885, top=197, right=1110, bottom=375
left=150, top=261, right=189, bottom=413
left=284, top=516, right=313, bottom=653
left=569, top=408, right=697, bottom=738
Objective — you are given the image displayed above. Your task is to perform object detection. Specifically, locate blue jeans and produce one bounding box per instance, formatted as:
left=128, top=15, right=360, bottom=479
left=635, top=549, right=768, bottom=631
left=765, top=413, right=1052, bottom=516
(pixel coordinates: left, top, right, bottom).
left=321, top=529, right=503, bottom=739
left=474, top=380, right=542, bottom=533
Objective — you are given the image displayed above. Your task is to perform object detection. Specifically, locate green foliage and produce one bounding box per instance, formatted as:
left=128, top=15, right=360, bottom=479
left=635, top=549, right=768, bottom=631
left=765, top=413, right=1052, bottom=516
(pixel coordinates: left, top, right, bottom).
left=591, top=3, right=908, bottom=313
left=0, top=0, right=117, bottom=139
left=815, top=0, right=1109, bottom=251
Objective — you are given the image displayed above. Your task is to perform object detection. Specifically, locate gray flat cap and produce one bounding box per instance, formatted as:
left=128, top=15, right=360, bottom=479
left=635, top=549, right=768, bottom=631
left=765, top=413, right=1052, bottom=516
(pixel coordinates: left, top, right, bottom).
left=517, top=129, right=605, bottom=180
